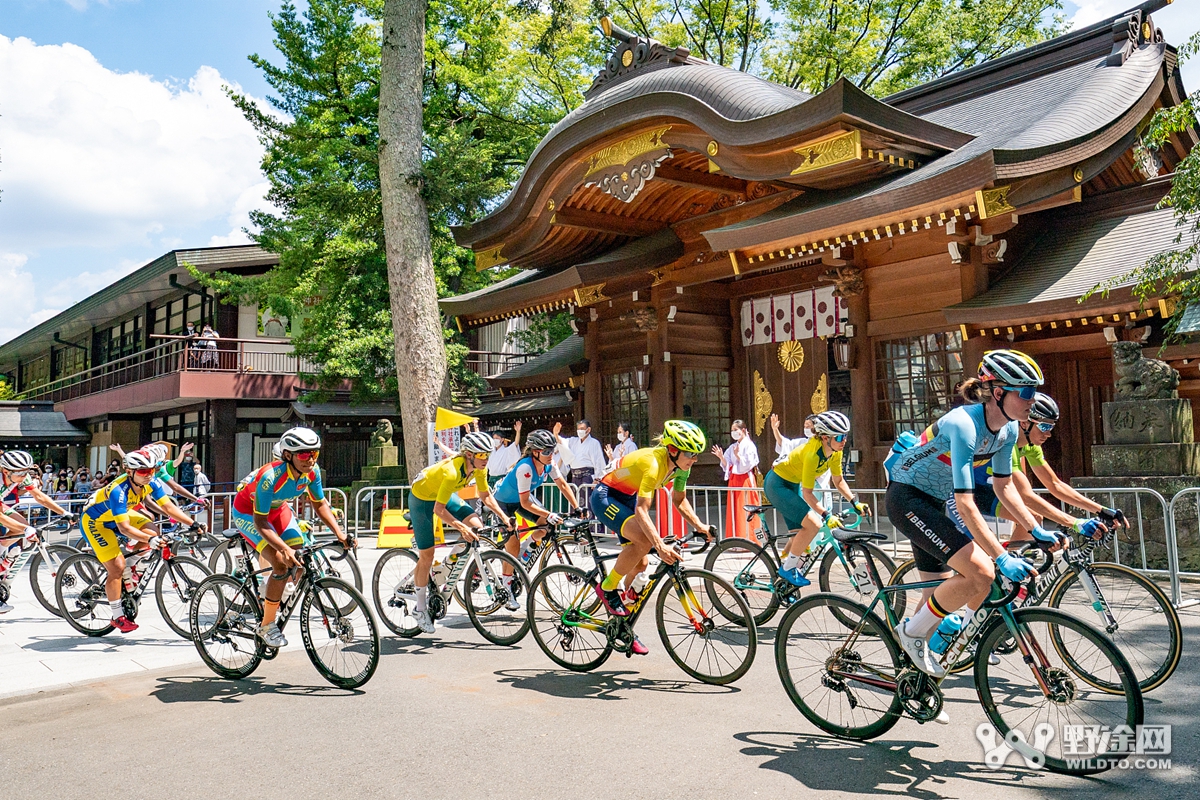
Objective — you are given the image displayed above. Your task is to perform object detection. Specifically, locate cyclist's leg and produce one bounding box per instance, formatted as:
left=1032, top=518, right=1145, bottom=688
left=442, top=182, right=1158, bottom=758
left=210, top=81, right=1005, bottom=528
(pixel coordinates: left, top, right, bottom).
left=82, top=516, right=127, bottom=615
left=407, top=496, right=439, bottom=611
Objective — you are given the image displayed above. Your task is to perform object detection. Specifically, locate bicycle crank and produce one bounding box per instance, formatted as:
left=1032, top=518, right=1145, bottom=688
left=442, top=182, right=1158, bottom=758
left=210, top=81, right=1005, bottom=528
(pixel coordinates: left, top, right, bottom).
left=896, top=668, right=943, bottom=723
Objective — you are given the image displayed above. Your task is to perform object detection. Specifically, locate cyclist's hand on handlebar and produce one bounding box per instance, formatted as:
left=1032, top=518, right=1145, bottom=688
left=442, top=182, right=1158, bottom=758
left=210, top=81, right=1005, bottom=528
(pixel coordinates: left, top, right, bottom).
left=278, top=546, right=301, bottom=568
left=1100, top=507, right=1128, bottom=529
left=459, top=526, right=480, bottom=543
left=61, top=511, right=78, bottom=524
left=823, top=513, right=844, bottom=530
left=996, top=552, right=1037, bottom=582
left=546, top=512, right=563, bottom=526
left=705, top=523, right=718, bottom=540
left=1030, top=524, right=1068, bottom=548
left=852, top=501, right=871, bottom=518
left=655, top=539, right=681, bottom=564
left=1072, top=517, right=1108, bottom=540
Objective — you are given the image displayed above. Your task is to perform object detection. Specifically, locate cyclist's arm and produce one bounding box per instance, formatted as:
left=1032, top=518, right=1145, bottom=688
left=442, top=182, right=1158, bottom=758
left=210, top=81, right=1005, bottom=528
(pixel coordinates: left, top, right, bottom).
left=432, top=501, right=476, bottom=538
left=670, top=490, right=707, bottom=532
left=551, top=474, right=579, bottom=509
left=116, top=519, right=155, bottom=544
left=252, top=511, right=298, bottom=556
left=800, top=485, right=830, bottom=519
left=0, top=509, right=31, bottom=535
left=27, top=486, right=69, bottom=516
left=163, top=477, right=201, bottom=504
left=311, top=499, right=347, bottom=543
left=1029, top=462, right=1104, bottom=515
left=798, top=454, right=831, bottom=518
left=146, top=496, right=197, bottom=527
left=991, top=474, right=1040, bottom=536
left=1011, top=469, right=1076, bottom=527
left=478, top=487, right=510, bottom=528
left=831, top=473, right=855, bottom=503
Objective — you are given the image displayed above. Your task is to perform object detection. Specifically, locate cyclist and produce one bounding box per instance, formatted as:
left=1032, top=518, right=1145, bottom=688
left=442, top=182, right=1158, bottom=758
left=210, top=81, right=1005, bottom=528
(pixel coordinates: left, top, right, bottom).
left=231, top=426, right=351, bottom=648
left=0, top=450, right=77, bottom=612
left=79, top=450, right=203, bottom=633
left=492, top=427, right=579, bottom=570
left=763, top=411, right=871, bottom=588
left=407, top=431, right=508, bottom=634
left=112, top=442, right=207, bottom=507
left=886, top=349, right=1065, bottom=679
left=589, top=419, right=713, bottom=655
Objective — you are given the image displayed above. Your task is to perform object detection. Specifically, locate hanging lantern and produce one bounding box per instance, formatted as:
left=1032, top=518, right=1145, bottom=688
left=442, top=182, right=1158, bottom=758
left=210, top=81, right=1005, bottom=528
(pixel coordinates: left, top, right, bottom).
left=832, top=335, right=854, bottom=370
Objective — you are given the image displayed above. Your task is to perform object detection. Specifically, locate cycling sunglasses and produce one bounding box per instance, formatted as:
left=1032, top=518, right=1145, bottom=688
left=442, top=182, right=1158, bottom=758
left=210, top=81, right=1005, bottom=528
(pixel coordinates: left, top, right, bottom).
left=471, top=452, right=490, bottom=461
left=292, top=449, right=320, bottom=460
left=1000, top=385, right=1037, bottom=400
left=536, top=447, right=556, bottom=457
left=133, top=468, right=155, bottom=477
left=832, top=434, right=848, bottom=443
left=1034, top=421, right=1056, bottom=432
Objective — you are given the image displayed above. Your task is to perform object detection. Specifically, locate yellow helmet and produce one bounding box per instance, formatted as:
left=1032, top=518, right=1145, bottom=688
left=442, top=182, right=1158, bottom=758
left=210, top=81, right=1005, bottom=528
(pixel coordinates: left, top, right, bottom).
left=661, top=420, right=706, bottom=454
left=979, top=349, right=1043, bottom=387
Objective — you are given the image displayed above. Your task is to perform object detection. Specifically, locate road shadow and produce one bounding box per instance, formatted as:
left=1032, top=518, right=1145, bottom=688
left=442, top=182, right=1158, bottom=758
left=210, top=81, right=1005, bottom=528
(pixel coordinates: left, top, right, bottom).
left=150, top=674, right=362, bottom=703
left=380, top=636, right=514, bottom=656
left=494, top=667, right=739, bottom=700
left=20, top=633, right=188, bottom=653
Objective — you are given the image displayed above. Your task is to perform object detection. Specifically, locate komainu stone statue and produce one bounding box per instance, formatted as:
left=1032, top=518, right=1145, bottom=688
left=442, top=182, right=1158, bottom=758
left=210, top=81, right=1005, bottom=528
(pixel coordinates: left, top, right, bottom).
left=1111, top=341, right=1180, bottom=399
left=370, top=418, right=394, bottom=448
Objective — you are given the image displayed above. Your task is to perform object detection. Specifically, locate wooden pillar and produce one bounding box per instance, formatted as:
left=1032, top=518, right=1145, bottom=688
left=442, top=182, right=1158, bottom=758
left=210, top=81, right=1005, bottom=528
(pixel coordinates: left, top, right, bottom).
left=581, top=312, right=601, bottom=427
left=648, top=296, right=672, bottom=432
left=209, top=400, right=238, bottom=487
left=845, top=288, right=877, bottom=487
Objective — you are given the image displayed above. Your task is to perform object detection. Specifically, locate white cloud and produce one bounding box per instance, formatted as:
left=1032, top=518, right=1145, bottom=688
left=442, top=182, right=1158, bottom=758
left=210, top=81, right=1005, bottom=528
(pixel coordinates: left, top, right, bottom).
left=209, top=181, right=274, bottom=247
left=0, top=253, right=40, bottom=344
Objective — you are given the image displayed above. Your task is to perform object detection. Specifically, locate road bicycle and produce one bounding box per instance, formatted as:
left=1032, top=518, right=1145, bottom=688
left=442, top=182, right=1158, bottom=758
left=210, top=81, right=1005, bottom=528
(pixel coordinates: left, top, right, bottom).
left=888, top=531, right=1182, bottom=693
left=207, top=520, right=362, bottom=592
left=54, top=527, right=212, bottom=638
left=527, top=528, right=757, bottom=685
left=705, top=506, right=897, bottom=625
left=774, top=527, right=1143, bottom=776
left=188, top=530, right=379, bottom=689
left=371, top=523, right=530, bottom=645
left=0, top=520, right=82, bottom=617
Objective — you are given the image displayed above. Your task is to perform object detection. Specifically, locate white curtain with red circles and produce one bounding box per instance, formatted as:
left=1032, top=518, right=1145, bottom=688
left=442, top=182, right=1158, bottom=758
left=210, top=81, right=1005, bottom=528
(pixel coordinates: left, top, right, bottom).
left=771, top=292, right=794, bottom=341
left=751, top=297, right=774, bottom=345
left=739, top=289, right=844, bottom=344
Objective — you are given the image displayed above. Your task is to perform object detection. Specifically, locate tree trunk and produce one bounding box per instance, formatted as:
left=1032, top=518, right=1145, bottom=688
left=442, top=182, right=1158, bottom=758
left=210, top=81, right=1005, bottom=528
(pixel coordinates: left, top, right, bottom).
left=379, top=0, right=447, bottom=480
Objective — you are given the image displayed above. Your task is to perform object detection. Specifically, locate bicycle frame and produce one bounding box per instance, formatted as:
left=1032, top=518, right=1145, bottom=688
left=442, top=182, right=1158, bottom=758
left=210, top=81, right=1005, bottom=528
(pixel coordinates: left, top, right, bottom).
left=734, top=511, right=871, bottom=596
left=1013, top=538, right=1118, bottom=631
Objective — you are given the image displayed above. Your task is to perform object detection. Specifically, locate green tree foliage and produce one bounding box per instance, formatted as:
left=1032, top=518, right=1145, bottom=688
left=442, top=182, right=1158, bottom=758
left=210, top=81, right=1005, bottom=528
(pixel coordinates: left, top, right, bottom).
left=507, top=312, right=575, bottom=356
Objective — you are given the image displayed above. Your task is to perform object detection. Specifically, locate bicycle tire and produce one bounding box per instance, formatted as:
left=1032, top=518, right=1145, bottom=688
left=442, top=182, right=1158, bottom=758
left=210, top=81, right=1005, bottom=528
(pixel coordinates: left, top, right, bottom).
left=54, top=551, right=115, bottom=636
left=463, top=550, right=531, bottom=646
left=886, top=558, right=976, bottom=674
left=154, top=555, right=211, bottom=638
left=537, top=532, right=597, bottom=578
left=703, top=537, right=781, bottom=626
left=207, top=539, right=237, bottom=575
left=29, top=544, right=80, bottom=618
left=300, top=576, right=380, bottom=689
left=312, top=544, right=363, bottom=592
left=189, top=574, right=265, bottom=679
left=818, top=542, right=898, bottom=617
left=371, top=548, right=422, bottom=637
left=775, top=593, right=904, bottom=740
left=527, top=564, right=613, bottom=672
left=974, top=606, right=1143, bottom=776
left=656, top=568, right=757, bottom=685
left=1046, top=562, right=1181, bottom=693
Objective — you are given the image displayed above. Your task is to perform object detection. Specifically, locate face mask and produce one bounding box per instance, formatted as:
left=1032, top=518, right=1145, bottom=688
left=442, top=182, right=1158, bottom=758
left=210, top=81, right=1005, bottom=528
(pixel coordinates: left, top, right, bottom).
left=577, top=429, right=588, bottom=440
left=731, top=430, right=743, bottom=441
left=616, top=431, right=626, bottom=442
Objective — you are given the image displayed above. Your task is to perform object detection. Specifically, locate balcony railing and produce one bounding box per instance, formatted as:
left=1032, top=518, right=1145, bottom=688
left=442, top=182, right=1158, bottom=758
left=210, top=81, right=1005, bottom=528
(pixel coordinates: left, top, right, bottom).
left=463, top=350, right=533, bottom=380
left=18, top=334, right=315, bottom=403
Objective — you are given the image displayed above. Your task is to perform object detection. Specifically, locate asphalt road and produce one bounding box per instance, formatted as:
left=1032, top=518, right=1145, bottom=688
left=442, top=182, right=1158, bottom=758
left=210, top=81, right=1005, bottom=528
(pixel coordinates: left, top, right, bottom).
left=4, top=601, right=1198, bottom=799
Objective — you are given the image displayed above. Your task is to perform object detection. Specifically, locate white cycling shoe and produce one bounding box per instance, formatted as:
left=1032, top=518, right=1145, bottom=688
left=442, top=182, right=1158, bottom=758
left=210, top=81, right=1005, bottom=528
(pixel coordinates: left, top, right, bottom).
left=412, top=608, right=436, bottom=634
left=257, top=622, right=287, bottom=648
left=503, top=578, right=522, bottom=612
left=897, top=618, right=947, bottom=678
left=0, top=599, right=13, bottom=614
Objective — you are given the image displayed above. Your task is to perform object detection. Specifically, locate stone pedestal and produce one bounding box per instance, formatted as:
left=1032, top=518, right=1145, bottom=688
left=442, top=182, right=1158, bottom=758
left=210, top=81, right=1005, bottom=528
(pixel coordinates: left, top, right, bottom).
left=1091, top=443, right=1200, bottom=477
left=1102, top=398, right=1193, bottom=445
left=367, top=445, right=399, bottom=467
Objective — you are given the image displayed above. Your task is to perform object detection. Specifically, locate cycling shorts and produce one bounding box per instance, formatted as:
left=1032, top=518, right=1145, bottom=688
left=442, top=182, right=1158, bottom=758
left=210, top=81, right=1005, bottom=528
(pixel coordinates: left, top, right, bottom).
left=763, top=470, right=815, bottom=531
left=83, top=512, right=153, bottom=563
left=232, top=504, right=304, bottom=554
left=589, top=483, right=637, bottom=545
left=498, top=499, right=541, bottom=530
left=945, top=485, right=1001, bottom=538
left=886, top=481, right=973, bottom=573
left=408, top=494, right=474, bottom=551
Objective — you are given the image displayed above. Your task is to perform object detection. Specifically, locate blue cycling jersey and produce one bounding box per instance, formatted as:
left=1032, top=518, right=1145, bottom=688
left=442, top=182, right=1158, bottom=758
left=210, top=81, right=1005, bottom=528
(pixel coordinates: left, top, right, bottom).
left=493, top=456, right=560, bottom=505
left=887, top=403, right=1018, bottom=502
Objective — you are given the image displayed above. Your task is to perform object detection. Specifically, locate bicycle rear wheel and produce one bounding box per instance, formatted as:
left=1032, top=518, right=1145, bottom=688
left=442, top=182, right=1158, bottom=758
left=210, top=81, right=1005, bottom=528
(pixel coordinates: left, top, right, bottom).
left=527, top=564, right=612, bottom=672
left=463, top=550, right=530, bottom=646
left=886, top=558, right=976, bottom=673
left=370, top=548, right=421, bottom=637
left=300, top=576, right=380, bottom=689
left=54, top=552, right=115, bottom=636
left=189, top=574, right=264, bottom=679
left=1048, top=562, right=1181, bottom=693
left=29, top=544, right=80, bottom=617
left=775, top=593, right=903, bottom=739
left=703, top=537, right=780, bottom=626
left=155, top=555, right=211, bottom=638
left=818, top=542, right=898, bottom=616
left=656, top=568, right=757, bottom=685
left=975, top=606, right=1143, bottom=776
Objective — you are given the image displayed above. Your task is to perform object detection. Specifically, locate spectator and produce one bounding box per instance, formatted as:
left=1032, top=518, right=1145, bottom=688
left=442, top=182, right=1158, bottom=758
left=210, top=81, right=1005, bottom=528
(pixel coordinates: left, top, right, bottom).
left=75, top=469, right=93, bottom=497
left=193, top=466, right=211, bottom=498
left=562, top=419, right=605, bottom=528
left=200, top=324, right=219, bottom=367
left=486, top=420, right=522, bottom=480
left=185, top=321, right=199, bottom=367
left=712, top=419, right=762, bottom=540
left=178, top=451, right=198, bottom=496
left=53, top=478, right=71, bottom=503
left=603, top=421, right=637, bottom=473
left=41, top=464, right=55, bottom=493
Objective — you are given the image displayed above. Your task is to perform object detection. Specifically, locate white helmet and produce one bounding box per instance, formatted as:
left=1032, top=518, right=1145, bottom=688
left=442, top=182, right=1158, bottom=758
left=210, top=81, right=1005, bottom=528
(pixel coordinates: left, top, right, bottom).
left=812, top=411, right=851, bottom=436
left=145, top=443, right=169, bottom=464
left=272, top=441, right=283, bottom=459
left=124, top=450, right=156, bottom=470
left=0, top=450, right=35, bottom=472
left=278, top=426, right=322, bottom=453
left=460, top=431, right=497, bottom=455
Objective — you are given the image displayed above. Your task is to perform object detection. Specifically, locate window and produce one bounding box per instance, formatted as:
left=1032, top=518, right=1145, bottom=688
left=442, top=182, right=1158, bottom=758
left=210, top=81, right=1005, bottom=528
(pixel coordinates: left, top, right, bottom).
left=153, top=305, right=167, bottom=334
left=681, top=369, right=730, bottom=442
left=876, top=331, right=963, bottom=442
left=601, top=372, right=649, bottom=448
left=150, top=408, right=208, bottom=469
left=21, top=355, right=50, bottom=391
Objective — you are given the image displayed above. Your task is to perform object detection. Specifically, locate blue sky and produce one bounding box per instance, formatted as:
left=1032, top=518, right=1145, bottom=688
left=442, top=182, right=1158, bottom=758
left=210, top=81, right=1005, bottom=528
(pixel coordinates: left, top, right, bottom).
left=0, top=0, right=1196, bottom=346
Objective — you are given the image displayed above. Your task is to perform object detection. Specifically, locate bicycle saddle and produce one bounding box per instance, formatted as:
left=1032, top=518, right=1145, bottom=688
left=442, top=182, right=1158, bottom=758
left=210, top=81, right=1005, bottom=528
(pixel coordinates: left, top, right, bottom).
left=831, top=528, right=887, bottom=544
left=743, top=503, right=772, bottom=514
left=221, top=527, right=242, bottom=540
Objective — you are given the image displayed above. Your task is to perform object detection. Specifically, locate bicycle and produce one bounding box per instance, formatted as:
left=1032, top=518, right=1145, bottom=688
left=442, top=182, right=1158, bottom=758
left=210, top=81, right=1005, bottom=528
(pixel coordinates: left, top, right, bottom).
left=527, top=529, right=758, bottom=685
left=774, top=527, right=1144, bottom=776
left=207, top=520, right=362, bottom=592
left=188, top=530, right=379, bottom=689
left=888, top=531, right=1182, bottom=692
left=54, top=527, right=212, bottom=638
left=705, top=507, right=897, bottom=625
left=371, top=523, right=530, bottom=645
left=0, top=520, right=82, bottom=617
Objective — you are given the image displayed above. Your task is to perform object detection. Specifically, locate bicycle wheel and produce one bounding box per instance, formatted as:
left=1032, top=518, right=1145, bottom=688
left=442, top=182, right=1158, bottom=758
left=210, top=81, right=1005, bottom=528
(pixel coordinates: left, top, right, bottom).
left=207, top=539, right=237, bottom=575
left=657, top=568, right=757, bottom=685
left=819, top=542, right=897, bottom=614
left=886, top=558, right=976, bottom=674
left=54, top=552, right=115, bottom=636
left=463, top=550, right=531, bottom=646
left=312, top=544, right=363, bottom=591
left=538, top=533, right=596, bottom=577
left=703, top=537, right=780, bottom=626
left=155, top=555, right=211, bottom=638
left=189, top=574, right=264, bottom=679
left=975, top=606, right=1143, bottom=776
left=528, top=564, right=612, bottom=672
left=300, top=576, right=380, bottom=689
left=371, top=548, right=421, bottom=637
left=775, top=593, right=903, bottom=739
left=29, top=544, right=80, bottom=617
left=1047, top=562, right=1181, bottom=693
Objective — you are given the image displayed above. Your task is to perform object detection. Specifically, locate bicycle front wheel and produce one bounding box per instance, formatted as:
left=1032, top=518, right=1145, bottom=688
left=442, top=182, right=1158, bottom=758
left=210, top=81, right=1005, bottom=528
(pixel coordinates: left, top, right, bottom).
left=300, top=576, right=380, bottom=689
left=656, top=568, right=757, bottom=685
left=370, top=548, right=421, bottom=637
left=155, top=555, right=211, bottom=638
left=975, top=606, right=1143, bottom=776
left=818, top=542, right=897, bottom=614
left=538, top=533, right=597, bottom=578
left=463, top=550, right=530, bottom=646
left=528, top=564, right=612, bottom=672
left=189, top=574, right=264, bottom=679
left=29, top=544, right=80, bottom=617
left=703, top=537, right=780, bottom=626
left=312, top=544, right=363, bottom=591
left=54, top=552, right=115, bottom=636
left=1048, top=562, right=1181, bottom=693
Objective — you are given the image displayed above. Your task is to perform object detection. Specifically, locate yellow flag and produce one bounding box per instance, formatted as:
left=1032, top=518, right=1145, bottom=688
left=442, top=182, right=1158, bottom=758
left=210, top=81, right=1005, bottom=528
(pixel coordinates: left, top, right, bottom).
left=435, top=406, right=477, bottom=431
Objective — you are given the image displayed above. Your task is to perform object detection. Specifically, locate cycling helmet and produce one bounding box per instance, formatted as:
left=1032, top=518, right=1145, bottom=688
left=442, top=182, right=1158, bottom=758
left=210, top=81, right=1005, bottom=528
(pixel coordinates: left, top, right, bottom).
left=979, top=349, right=1043, bottom=387
left=278, top=426, right=322, bottom=453
left=272, top=441, right=283, bottom=459
left=0, top=450, right=35, bottom=472
left=812, top=411, right=851, bottom=437
left=460, top=431, right=497, bottom=455
left=124, top=450, right=156, bottom=470
left=661, top=420, right=706, bottom=454
left=1029, top=392, right=1060, bottom=422
left=145, top=443, right=169, bottom=464
left=526, top=429, right=558, bottom=451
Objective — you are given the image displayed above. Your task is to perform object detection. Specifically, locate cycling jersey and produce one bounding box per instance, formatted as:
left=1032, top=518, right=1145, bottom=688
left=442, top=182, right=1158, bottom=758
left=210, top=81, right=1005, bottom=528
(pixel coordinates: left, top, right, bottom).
left=599, top=447, right=689, bottom=498
left=83, top=473, right=169, bottom=528
left=493, top=456, right=562, bottom=505
left=771, top=437, right=842, bottom=487
left=0, top=472, right=40, bottom=513
left=1012, top=443, right=1047, bottom=473
left=232, top=461, right=325, bottom=516
left=886, top=404, right=1018, bottom=502
left=410, top=456, right=488, bottom=504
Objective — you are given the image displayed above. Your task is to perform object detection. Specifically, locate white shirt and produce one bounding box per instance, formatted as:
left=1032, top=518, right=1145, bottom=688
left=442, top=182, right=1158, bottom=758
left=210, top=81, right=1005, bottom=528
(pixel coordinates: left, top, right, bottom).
left=487, top=441, right=521, bottom=478
left=721, top=438, right=760, bottom=480
left=605, top=437, right=638, bottom=473
left=194, top=470, right=211, bottom=496
left=563, top=434, right=606, bottom=473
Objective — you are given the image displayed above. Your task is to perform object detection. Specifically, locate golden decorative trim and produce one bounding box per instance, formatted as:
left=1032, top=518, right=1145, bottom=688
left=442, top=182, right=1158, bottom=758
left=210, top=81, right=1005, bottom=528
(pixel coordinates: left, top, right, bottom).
left=791, top=130, right=862, bottom=176
left=621, top=49, right=633, bottom=67
left=753, top=370, right=773, bottom=436
left=584, top=126, right=672, bottom=178
left=474, top=245, right=507, bottom=270
left=810, top=373, right=829, bottom=415
left=648, top=267, right=669, bottom=286
left=729, top=251, right=740, bottom=276
left=573, top=283, right=609, bottom=307
left=778, top=341, right=805, bottom=372
left=1073, top=167, right=1084, bottom=183
left=707, top=159, right=721, bottom=173
left=975, top=185, right=1015, bottom=219
left=707, top=140, right=719, bottom=157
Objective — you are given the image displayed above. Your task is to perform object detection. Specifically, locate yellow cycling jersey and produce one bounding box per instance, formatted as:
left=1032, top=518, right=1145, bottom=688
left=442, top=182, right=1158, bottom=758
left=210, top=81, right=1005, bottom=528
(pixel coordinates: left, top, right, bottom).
left=600, top=446, right=689, bottom=499
left=82, top=473, right=169, bottom=528
left=410, top=456, right=490, bottom=504
left=772, top=436, right=842, bottom=487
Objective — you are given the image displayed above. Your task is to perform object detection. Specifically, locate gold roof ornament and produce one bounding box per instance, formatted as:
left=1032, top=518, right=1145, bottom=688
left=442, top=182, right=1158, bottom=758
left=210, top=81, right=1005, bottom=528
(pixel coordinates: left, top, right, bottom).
left=753, top=370, right=773, bottom=435
left=778, top=341, right=805, bottom=372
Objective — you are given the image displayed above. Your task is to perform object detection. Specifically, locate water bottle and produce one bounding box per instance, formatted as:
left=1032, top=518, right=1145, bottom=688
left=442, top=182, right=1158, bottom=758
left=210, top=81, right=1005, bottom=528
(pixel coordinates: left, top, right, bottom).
left=883, top=430, right=920, bottom=480
left=446, top=541, right=468, bottom=566
left=431, top=561, right=449, bottom=588
left=929, top=613, right=964, bottom=655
